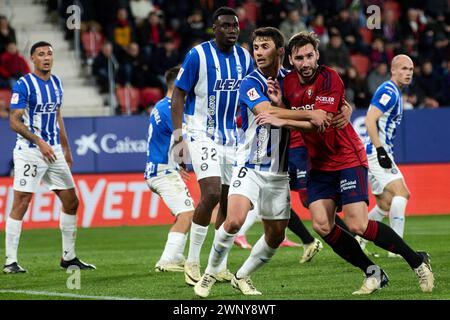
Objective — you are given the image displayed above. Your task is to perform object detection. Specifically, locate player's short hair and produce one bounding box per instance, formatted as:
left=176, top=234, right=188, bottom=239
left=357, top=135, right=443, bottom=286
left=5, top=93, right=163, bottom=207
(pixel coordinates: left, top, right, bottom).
left=212, top=7, right=237, bottom=23
left=252, top=27, right=285, bottom=49
left=30, top=41, right=52, bottom=56
left=165, top=66, right=180, bottom=88
left=287, top=31, right=320, bottom=55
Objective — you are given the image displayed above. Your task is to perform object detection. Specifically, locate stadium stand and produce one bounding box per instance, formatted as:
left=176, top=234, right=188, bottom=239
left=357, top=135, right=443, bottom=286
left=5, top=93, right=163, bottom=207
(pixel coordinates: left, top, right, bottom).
left=116, top=85, right=140, bottom=115
left=1, top=0, right=108, bottom=116
left=0, top=0, right=449, bottom=116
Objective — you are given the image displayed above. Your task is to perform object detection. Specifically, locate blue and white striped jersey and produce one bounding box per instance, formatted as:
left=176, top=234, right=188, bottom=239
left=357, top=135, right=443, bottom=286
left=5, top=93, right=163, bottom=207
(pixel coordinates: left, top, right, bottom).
left=10, top=73, right=63, bottom=150
left=237, top=68, right=290, bottom=174
left=145, top=97, right=177, bottom=179
left=175, top=40, right=253, bottom=146
left=365, top=80, right=403, bottom=155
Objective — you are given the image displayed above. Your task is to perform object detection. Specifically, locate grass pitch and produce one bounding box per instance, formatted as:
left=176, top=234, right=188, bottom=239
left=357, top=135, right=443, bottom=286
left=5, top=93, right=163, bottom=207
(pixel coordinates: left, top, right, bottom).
left=0, top=215, right=449, bottom=300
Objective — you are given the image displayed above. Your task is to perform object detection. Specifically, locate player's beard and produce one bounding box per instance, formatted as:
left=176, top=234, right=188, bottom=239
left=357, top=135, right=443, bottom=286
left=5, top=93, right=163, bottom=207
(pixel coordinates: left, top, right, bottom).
left=299, top=64, right=318, bottom=82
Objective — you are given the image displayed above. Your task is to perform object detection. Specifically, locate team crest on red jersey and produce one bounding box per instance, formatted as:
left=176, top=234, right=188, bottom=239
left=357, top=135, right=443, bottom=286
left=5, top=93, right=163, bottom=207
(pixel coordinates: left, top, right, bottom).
left=307, top=87, right=313, bottom=98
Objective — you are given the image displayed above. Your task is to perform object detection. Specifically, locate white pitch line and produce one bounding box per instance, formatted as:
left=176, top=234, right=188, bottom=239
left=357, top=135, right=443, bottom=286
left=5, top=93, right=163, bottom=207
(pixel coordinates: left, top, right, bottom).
left=0, top=290, right=144, bottom=300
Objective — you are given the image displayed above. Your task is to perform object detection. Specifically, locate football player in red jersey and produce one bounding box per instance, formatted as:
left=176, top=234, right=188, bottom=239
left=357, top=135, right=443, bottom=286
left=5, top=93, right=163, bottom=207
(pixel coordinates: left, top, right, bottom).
left=256, top=31, right=433, bottom=294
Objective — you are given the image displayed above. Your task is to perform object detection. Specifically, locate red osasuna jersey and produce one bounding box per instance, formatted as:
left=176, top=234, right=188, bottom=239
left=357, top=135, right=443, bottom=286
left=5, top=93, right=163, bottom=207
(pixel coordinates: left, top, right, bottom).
left=283, top=65, right=368, bottom=171
left=289, top=121, right=306, bottom=148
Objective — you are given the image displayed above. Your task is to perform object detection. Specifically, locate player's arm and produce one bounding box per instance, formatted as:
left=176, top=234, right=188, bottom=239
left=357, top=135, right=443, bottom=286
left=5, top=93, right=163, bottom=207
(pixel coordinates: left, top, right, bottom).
left=170, top=50, right=198, bottom=166
left=251, top=100, right=316, bottom=132
left=365, top=105, right=384, bottom=149
left=171, top=86, right=186, bottom=142
left=239, top=77, right=314, bottom=131
left=263, top=106, right=330, bottom=127
left=170, top=86, right=189, bottom=168
left=266, top=78, right=329, bottom=125
left=57, top=108, right=73, bottom=168
left=171, top=50, right=199, bottom=142
left=365, top=105, right=392, bottom=168
left=255, top=110, right=317, bottom=132
left=365, top=87, right=397, bottom=168
left=9, top=109, right=56, bottom=163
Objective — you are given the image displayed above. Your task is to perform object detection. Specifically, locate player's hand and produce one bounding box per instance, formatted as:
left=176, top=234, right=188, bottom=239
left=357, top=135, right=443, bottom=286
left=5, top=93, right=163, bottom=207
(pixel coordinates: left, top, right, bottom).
left=332, top=100, right=353, bottom=129
left=179, top=167, right=191, bottom=182
left=171, top=137, right=189, bottom=168
left=63, top=149, right=73, bottom=168
left=255, top=113, right=287, bottom=127
left=310, top=109, right=331, bottom=129
left=267, top=77, right=282, bottom=107
left=376, top=147, right=392, bottom=169
left=316, top=124, right=327, bottom=133
left=37, top=139, right=57, bottom=163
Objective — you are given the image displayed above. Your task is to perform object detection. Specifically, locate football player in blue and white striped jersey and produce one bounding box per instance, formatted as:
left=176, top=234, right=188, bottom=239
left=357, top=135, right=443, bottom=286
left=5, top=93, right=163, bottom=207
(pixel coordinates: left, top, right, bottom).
left=4, top=41, right=95, bottom=274
left=361, top=55, right=414, bottom=258
left=145, top=66, right=195, bottom=273
left=194, top=27, right=328, bottom=298
left=171, top=7, right=254, bottom=286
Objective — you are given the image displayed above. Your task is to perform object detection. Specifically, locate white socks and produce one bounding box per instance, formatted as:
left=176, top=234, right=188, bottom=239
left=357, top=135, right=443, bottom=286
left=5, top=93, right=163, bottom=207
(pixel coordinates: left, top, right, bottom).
left=205, top=225, right=235, bottom=275
left=236, top=235, right=276, bottom=279
left=215, top=228, right=229, bottom=271
left=237, top=208, right=258, bottom=236
left=5, top=217, right=22, bottom=265
left=178, top=232, right=188, bottom=260
left=6, top=213, right=78, bottom=264
left=159, top=232, right=186, bottom=263
left=368, top=205, right=387, bottom=222
left=389, top=196, right=407, bottom=238
left=186, top=222, right=208, bottom=264
left=368, top=199, right=406, bottom=238
left=60, top=212, right=77, bottom=261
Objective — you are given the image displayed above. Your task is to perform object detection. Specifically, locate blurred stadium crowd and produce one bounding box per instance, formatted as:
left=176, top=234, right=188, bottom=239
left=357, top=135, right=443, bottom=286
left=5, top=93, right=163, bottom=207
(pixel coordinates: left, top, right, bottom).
left=0, top=0, right=449, bottom=116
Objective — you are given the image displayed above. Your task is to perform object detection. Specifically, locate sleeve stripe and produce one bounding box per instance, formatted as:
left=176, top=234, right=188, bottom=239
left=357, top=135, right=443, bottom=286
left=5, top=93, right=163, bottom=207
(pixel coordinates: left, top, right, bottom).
left=247, top=75, right=265, bottom=91
left=320, top=68, right=330, bottom=91
left=21, top=76, right=30, bottom=95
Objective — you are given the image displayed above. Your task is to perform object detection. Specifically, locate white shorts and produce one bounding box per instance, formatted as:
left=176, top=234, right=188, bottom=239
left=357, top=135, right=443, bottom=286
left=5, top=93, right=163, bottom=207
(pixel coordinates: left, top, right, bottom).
left=368, top=153, right=404, bottom=195
left=13, top=147, right=75, bottom=193
left=228, top=167, right=291, bottom=220
left=146, top=171, right=195, bottom=216
left=187, top=137, right=235, bottom=185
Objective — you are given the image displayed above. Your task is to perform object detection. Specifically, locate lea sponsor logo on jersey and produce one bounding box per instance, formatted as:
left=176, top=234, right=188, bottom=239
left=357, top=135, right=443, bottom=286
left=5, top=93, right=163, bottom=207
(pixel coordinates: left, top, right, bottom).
left=315, top=96, right=335, bottom=104
left=34, top=103, right=59, bottom=113
left=214, top=79, right=241, bottom=91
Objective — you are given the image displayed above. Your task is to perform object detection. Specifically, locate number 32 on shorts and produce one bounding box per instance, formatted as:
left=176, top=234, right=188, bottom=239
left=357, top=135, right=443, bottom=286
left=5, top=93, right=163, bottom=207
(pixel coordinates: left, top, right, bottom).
left=201, top=147, right=218, bottom=161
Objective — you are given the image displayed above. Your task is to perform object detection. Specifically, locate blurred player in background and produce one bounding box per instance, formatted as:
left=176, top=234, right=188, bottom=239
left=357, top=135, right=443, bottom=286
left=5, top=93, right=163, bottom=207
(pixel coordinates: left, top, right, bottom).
left=257, top=31, right=434, bottom=294
left=4, top=41, right=95, bottom=273
left=145, top=66, right=194, bottom=273
left=194, top=27, right=329, bottom=298
left=358, top=55, right=413, bottom=258
left=171, top=7, right=253, bottom=286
